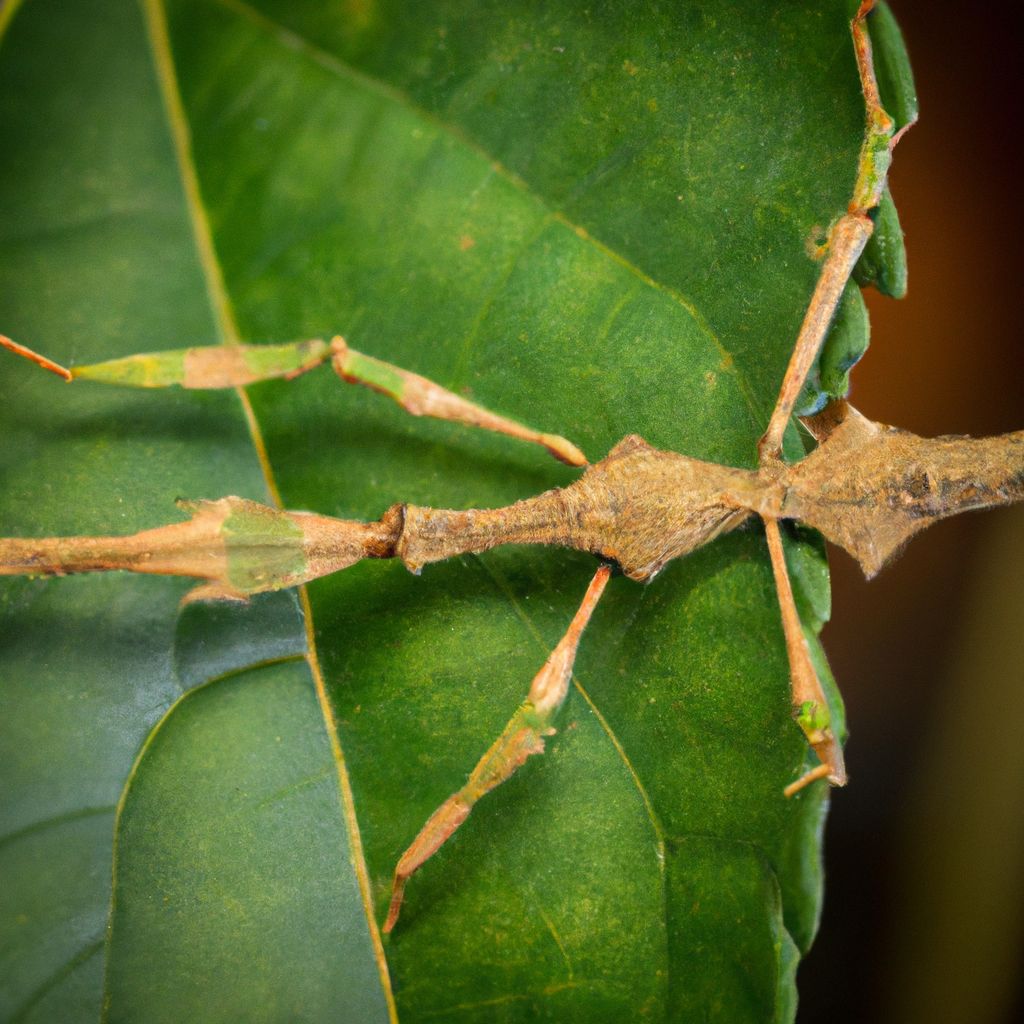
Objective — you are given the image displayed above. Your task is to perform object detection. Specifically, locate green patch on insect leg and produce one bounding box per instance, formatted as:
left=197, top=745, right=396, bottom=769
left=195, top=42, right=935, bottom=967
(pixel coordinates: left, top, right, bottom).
left=0, top=333, right=334, bottom=388
left=849, top=1, right=897, bottom=214
left=72, top=339, right=333, bottom=388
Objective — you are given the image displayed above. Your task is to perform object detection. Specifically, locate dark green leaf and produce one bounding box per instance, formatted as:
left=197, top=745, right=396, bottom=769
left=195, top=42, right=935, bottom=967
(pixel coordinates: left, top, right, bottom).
left=0, top=0, right=887, bottom=1020
left=797, top=279, right=870, bottom=415
left=870, top=1, right=919, bottom=134
left=854, top=185, right=908, bottom=298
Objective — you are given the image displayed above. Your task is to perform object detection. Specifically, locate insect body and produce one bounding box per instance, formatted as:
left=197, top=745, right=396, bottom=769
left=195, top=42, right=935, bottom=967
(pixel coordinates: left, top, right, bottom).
left=3, top=340, right=1022, bottom=928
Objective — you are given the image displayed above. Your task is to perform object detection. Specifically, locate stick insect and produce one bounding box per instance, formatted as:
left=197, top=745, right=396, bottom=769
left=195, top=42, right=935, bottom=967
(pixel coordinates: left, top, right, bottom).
left=2, top=0, right=1022, bottom=948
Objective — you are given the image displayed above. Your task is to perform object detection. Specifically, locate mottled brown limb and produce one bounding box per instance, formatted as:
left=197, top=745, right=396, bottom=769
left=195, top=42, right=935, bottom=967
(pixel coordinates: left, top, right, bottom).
left=330, top=337, right=588, bottom=467
left=759, top=0, right=899, bottom=464
left=757, top=213, right=872, bottom=464
left=0, top=331, right=586, bottom=466
left=0, top=497, right=403, bottom=603
left=180, top=341, right=330, bottom=388
left=527, top=564, right=611, bottom=713
left=383, top=565, right=611, bottom=933
left=0, top=507, right=232, bottom=584
left=0, top=334, right=72, bottom=381
left=764, top=516, right=847, bottom=796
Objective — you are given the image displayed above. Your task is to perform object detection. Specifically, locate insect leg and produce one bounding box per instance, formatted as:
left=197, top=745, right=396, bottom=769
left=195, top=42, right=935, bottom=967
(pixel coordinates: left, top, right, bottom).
left=0, top=333, right=333, bottom=388
left=758, top=0, right=897, bottom=464
left=1, top=333, right=587, bottom=465
left=763, top=516, right=846, bottom=797
left=383, top=564, right=611, bottom=933
left=329, top=337, right=587, bottom=466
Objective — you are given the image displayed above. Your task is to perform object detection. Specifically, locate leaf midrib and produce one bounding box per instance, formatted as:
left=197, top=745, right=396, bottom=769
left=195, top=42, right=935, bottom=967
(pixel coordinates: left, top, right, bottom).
left=97, top=2, right=400, bottom=1019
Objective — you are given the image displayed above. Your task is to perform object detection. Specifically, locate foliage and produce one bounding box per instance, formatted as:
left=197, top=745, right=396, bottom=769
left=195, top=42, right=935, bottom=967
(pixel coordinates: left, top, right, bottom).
left=0, top=1, right=897, bottom=1020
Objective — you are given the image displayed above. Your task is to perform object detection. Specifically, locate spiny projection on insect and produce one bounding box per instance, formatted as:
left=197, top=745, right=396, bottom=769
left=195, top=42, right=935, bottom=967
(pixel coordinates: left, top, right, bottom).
left=2, top=2, right=1022, bottom=933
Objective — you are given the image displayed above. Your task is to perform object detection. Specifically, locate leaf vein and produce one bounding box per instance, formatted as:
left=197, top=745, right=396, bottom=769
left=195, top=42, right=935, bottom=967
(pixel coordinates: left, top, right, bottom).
left=0, top=805, right=115, bottom=853
left=137, top=3, right=398, bottom=1018
left=9, top=936, right=104, bottom=1024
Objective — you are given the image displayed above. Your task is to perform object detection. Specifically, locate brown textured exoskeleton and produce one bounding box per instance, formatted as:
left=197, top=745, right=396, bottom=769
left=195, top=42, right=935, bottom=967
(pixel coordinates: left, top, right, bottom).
left=2, top=2, right=1023, bottom=932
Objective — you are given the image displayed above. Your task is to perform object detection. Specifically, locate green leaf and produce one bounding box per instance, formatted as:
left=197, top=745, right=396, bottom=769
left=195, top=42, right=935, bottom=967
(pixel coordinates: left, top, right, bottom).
left=870, top=1, right=919, bottom=134
left=854, top=185, right=908, bottom=298
left=796, top=279, right=870, bottom=416
left=0, top=0, right=885, bottom=1020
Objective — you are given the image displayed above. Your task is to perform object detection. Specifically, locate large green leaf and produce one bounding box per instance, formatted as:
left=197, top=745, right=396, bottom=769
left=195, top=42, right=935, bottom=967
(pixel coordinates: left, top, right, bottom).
left=0, top=0, right=882, bottom=1020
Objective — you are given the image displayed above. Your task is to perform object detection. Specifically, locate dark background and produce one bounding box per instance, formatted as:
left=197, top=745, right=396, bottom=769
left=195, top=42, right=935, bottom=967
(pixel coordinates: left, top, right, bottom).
left=799, top=2, right=1024, bottom=1022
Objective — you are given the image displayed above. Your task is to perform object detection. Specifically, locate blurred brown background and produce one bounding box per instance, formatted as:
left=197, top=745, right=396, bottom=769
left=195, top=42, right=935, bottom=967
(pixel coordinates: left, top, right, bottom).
left=798, top=2, right=1024, bottom=1022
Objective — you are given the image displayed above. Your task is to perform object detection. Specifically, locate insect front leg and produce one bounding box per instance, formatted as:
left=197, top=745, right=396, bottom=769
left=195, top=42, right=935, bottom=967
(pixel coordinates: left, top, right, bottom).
left=329, top=337, right=587, bottom=466
left=0, top=332, right=587, bottom=466
left=758, top=0, right=903, bottom=464
left=383, top=564, right=611, bottom=933
left=763, top=516, right=846, bottom=797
